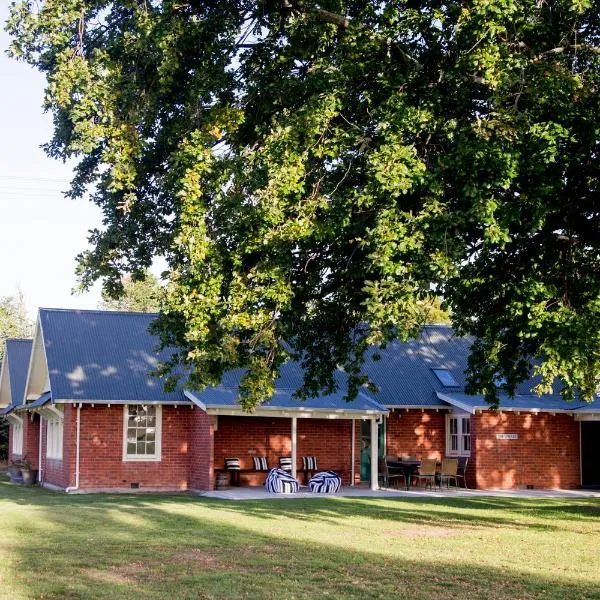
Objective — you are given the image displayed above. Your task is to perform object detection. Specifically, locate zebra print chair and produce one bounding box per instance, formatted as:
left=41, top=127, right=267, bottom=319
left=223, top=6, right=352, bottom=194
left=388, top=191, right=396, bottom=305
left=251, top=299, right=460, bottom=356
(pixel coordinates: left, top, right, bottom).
left=265, top=468, right=299, bottom=494
left=308, top=470, right=342, bottom=493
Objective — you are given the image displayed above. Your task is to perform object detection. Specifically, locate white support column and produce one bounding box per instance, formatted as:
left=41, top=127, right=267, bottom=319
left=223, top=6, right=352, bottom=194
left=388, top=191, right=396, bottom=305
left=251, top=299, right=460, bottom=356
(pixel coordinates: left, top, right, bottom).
left=351, top=419, right=355, bottom=487
left=370, top=417, right=379, bottom=491
left=291, top=416, right=297, bottom=479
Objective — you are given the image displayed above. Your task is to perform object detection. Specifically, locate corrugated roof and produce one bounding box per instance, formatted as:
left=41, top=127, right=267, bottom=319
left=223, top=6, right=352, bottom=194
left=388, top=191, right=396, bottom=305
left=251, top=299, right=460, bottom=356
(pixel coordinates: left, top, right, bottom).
left=5, top=339, right=33, bottom=407
left=39, top=309, right=188, bottom=403
left=28, top=391, right=51, bottom=409
left=190, top=386, right=386, bottom=414
left=437, top=392, right=600, bottom=414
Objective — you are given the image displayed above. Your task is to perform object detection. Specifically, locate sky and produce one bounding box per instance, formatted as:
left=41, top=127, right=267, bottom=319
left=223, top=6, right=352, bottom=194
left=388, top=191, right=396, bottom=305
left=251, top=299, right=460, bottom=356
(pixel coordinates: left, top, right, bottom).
left=0, top=4, right=102, bottom=317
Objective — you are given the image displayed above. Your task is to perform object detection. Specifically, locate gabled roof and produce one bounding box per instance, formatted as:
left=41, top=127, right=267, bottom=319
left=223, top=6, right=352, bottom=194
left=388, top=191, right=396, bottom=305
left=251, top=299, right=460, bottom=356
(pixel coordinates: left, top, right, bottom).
left=38, top=308, right=188, bottom=403
left=7, top=339, right=33, bottom=407
left=0, top=339, right=33, bottom=409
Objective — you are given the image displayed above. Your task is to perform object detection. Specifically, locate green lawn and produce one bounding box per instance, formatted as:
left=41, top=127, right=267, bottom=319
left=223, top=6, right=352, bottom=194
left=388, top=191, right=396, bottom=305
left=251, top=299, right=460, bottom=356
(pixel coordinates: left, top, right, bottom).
left=0, top=479, right=599, bottom=599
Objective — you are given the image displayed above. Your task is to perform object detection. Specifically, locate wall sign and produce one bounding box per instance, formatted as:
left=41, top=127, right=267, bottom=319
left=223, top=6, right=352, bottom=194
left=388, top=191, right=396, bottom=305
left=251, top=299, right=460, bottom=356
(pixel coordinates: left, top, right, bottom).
left=496, top=433, right=518, bottom=440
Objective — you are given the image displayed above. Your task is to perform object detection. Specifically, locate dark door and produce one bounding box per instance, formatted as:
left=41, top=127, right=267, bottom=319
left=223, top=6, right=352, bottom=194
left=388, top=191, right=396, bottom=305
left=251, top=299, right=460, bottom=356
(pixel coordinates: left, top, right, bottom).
left=581, top=422, right=600, bottom=488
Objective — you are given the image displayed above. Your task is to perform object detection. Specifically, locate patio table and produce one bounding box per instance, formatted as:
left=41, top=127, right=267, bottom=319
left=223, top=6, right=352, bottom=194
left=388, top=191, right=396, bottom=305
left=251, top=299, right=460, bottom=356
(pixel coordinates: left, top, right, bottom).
left=388, top=460, right=421, bottom=491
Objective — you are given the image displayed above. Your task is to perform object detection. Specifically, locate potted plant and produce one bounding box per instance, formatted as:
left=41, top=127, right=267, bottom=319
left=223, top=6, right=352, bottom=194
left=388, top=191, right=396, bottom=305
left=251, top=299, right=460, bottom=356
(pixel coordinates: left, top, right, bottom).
left=20, top=457, right=38, bottom=486
left=8, top=459, right=24, bottom=484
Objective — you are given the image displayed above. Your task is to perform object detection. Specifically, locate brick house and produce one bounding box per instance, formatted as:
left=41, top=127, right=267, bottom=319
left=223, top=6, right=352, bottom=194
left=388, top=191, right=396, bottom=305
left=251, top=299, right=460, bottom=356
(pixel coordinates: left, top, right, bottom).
left=2, top=309, right=600, bottom=492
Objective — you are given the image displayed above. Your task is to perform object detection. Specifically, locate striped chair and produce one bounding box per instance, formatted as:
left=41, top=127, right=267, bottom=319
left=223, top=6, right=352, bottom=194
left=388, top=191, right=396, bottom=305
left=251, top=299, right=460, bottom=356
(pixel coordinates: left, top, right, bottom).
left=224, top=457, right=241, bottom=486
left=279, top=457, right=293, bottom=472
left=301, top=456, right=318, bottom=484
left=265, top=468, right=299, bottom=494
left=308, top=471, right=342, bottom=493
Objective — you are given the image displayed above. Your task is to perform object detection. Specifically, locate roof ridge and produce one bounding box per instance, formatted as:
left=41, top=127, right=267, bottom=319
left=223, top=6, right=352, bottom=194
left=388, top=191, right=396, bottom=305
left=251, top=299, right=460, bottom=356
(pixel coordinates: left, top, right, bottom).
left=39, top=307, right=159, bottom=317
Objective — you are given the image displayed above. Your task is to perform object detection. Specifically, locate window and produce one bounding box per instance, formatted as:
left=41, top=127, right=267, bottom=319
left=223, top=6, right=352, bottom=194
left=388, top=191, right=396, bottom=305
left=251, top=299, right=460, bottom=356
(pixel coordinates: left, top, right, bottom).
left=46, top=418, right=64, bottom=459
left=123, top=405, right=162, bottom=461
left=433, top=368, right=459, bottom=387
left=446, top=414, right=471, bottom=456
left=12, top=421, right=23, bottom=455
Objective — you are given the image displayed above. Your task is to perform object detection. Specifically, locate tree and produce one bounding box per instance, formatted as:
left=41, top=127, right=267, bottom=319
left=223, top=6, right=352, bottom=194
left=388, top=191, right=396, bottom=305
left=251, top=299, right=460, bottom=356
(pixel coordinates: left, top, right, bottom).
left=0, top=292, right=32, bottom=460
left=7, top=1, right=600, bottom=408
left=0, top=292, right=32, bottom=361
left=99, top=272, right=163, bottom=313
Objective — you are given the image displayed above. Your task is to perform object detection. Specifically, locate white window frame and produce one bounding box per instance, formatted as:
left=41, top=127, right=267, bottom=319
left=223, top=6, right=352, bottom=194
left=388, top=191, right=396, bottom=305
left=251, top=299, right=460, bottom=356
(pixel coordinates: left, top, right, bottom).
left=46, top=417, right=64, bottom=460
left=446, top=413, right=471, bottom=457
left=123, top=404, right=162, bottom=462
left=12, top=421, right=23, bottom=455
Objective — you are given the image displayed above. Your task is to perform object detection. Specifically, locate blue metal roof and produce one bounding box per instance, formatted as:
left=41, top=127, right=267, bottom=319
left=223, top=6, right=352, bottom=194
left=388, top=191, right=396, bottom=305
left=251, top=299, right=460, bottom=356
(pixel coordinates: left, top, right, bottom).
left=28, top=391, right=51, bottom=409
left=5, top=339, right=33, bottom=407
left=0, top=404, right=14, bottom=416
left=39, top=309, right=188, bottom=403
left=437, top=392, right=600, bottom=414
left=191, top=386, right=386, bottom=414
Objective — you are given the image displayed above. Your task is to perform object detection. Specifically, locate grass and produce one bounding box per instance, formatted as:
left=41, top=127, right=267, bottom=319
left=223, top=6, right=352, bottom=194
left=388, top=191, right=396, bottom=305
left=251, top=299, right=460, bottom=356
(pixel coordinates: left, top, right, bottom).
left=0, top=480, right=599, bottom=599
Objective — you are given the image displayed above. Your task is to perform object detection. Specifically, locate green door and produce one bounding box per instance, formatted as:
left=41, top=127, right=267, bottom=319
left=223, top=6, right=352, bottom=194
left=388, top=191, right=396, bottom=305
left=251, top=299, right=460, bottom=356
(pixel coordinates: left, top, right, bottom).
left=360, top=418, right=386, bottom=481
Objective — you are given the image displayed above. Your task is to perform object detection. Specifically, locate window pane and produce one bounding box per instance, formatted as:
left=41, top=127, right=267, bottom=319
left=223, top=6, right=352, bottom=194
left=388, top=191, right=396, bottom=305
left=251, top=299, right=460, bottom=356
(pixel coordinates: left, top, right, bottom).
left=146, top=442, right=155, bottom=455
left=136, top=442, right=146, bottom=454
left=451, top=435, right=458, bottom=451
left=127, top=442, right=136, bottom=455
left=146, top=430, right=155, bottom=442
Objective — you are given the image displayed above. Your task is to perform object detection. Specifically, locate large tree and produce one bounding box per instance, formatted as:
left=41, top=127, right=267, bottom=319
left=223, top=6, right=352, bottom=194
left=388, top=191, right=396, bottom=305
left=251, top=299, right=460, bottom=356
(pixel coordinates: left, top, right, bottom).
left=0, top=292, right=32, bottom=460
left=98, top=272, right=163, bottom=313
left=7, top=1, right=600, bottom=408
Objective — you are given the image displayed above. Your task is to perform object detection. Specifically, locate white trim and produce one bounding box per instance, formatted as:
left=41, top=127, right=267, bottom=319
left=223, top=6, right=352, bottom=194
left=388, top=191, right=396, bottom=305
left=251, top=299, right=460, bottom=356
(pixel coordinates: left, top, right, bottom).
left=579, top=420, right=582, bottom=487
left=66, top=405, right=81, bottom=492
left=46, top=409, right=64, bottom=460
left=11, top=419, right=23, bottom=455
left=351, top=420, right=355, bottom=486
left=0, top=352, right=11, bottom=407
left=370, top=417, right=378, bottom=491
left=445, top=413, right=471, bottom=457
left=6, top=413, right=23, bottom=426
left=54, top=399, right=191, bottom=406
left=23, top=317, right=49, bottom=404
left=291, top=417, right=297, bottom=479
left=573, top=413, right=600, bottom=421
left=36, top=404, right=63, bottom=421
left=122, top=404, right=162, bottom=462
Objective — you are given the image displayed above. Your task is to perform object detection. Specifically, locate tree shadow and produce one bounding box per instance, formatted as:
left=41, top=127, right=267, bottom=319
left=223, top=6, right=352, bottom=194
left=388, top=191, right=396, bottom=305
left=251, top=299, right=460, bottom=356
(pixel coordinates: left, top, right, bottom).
left=1, top=482, right=599, bottom=599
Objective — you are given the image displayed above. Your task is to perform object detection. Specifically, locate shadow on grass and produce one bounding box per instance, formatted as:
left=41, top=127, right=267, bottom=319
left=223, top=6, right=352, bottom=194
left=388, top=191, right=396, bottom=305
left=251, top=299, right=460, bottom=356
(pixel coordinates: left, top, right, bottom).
left=1, top=481, right=599, bottom=599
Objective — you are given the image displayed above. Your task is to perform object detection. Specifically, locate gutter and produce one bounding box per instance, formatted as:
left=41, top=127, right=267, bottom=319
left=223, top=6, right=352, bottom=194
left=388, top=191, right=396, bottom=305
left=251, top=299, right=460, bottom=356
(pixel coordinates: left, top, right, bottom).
left=65, top=404, right=81, bottom=493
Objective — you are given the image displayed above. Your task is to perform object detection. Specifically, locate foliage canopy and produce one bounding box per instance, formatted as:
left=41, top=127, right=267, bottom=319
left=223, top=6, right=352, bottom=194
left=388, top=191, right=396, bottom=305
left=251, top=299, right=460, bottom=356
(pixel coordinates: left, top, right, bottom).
left=8, top=0, right=600, bottom=408
left=98, top=272, right=163, bottom=313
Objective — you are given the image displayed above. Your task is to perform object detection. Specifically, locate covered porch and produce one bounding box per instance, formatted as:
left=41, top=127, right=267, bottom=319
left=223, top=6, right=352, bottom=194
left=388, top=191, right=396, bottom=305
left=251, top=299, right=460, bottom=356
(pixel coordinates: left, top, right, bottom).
left=185, top=389, right=388, bottom=490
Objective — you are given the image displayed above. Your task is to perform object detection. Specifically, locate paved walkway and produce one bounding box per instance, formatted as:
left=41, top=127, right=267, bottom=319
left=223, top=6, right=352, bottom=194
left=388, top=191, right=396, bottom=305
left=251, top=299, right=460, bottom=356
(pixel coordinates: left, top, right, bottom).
left=200, top=485, right=600, bottom=501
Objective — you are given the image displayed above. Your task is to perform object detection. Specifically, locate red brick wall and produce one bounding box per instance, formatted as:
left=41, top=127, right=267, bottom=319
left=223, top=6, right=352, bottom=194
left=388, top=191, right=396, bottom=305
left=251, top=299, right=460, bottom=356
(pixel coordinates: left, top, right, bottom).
left=386, top=409, right=447, bottom=460
left=75, top=404, right=191, bottom=491
left=473, top=411, right=581, bottom=489
left=213, top=416, right=359, bottom=486
left=42, top=404, right=77, bottom=490
left=8, top=412, right=41, bottom=467
left=189, top=408, right=214, bottom=491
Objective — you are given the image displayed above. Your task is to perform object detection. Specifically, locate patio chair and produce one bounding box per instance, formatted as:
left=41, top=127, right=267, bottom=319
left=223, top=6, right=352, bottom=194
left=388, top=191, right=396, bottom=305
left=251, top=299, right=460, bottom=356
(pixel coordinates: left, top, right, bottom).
left=378, top=457, right=405, bottom=489
left=224, top=457, right=241, bottom=486
left=439, top=458, right=459, bottom=489
left=265, top=468, right=299, bottom=494
left=308, top=470, right=342, bottom=493
left=279, top=456, right=293, bottom=472
left=413, top=458, right=437, bottom=490
left=456, top=456, right=469, bottom=488
left=301, top=456, right=318, bottom=484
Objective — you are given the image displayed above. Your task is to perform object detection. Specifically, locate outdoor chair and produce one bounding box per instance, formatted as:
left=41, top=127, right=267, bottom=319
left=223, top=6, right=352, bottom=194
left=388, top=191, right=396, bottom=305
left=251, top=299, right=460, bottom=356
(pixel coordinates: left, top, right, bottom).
left=456, top=456, right=469, bottom=488
left=439, top=458, right=459, bottom=489
left=279, top=456, right=293, bottom=472
left=378, top=457, right=405, bottom=489
left=265, top=468, right=299, bottom=494
left=224, top=457, right=241, bottom=486
left=413, top=458, right=437, bottom=490
left=301, top=456, right=318, bottom=484
left=308, top=470, right=342, bottom=493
